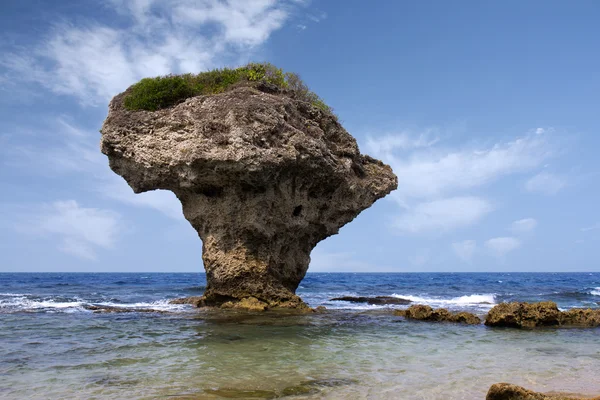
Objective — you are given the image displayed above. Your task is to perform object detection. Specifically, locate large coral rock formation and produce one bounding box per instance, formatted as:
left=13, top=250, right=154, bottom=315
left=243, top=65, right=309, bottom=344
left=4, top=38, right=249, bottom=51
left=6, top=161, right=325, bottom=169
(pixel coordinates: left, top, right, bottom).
left=486, top=383, right=600, bottom=400
left=101, top=85, right=397, bottom=309
left=485, top=301, right=600, bottom=328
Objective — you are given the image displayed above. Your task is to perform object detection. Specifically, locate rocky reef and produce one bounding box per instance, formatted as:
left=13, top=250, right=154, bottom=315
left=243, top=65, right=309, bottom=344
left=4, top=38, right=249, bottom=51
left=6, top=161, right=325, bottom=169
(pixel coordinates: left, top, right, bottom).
left=486, top=383, right=600, bottom=400
left=394, top=305, right=481, bottom=325
left=485, top=302, right=600, bottom=328
left=100, top=66, right=397, bottom=310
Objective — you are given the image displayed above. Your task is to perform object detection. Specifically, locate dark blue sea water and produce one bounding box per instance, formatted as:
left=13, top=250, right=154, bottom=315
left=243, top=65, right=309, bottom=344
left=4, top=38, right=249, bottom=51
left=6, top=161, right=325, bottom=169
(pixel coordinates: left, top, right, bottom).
left=1, top=272, right=598, bottom=314
left=1, top=273, right=599, bottom=399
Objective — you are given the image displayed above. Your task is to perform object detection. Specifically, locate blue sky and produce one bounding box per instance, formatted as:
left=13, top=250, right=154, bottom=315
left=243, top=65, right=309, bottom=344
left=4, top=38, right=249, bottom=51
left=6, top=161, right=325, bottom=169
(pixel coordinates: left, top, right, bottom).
left=1, top=0, right=599, bottom=272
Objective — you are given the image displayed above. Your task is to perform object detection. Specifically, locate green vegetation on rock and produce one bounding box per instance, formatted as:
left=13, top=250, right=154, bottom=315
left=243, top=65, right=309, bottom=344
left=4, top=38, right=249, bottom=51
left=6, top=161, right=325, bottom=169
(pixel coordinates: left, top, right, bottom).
left=123, top=62, right=333, bottom=114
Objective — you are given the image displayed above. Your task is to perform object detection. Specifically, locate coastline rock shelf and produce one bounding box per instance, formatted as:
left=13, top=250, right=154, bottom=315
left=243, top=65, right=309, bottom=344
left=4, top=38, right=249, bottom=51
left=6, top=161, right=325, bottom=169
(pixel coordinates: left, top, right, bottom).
left=485, top=301, right=600, bottom=328
left=101, top=64, right=397, bottom=310
left=486, top=383, right=600, bottom=400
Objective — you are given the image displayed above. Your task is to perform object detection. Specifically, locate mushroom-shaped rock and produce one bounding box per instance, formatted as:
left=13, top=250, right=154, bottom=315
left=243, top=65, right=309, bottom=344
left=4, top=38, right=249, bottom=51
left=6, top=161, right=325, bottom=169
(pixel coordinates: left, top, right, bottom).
left=101, top=78, right=397, bottom=309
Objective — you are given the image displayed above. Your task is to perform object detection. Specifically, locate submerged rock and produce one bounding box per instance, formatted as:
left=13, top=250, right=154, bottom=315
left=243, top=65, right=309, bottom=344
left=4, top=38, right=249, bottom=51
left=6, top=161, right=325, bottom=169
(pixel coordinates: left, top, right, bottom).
left=169, top=296, right=204, bottom=306
left=486, top=383, right=600, bottom=400
left=203, top=388, right=278, bottom=399
left=220, top=296, right=269, bottom=312
left=83, top=305, right=167, bottom=314
left=101, top=79, right=396, bottom=310
left=394, top=305, right=481, bottom=325
left=330, top=296, right=412, bottom=305
left=485, top=302, right=600, bottom=328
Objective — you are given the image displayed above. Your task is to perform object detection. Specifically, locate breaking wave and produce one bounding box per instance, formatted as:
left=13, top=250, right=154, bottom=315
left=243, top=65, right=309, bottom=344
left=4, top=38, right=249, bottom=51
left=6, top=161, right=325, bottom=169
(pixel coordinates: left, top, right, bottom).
left=390, top=293, right=496, bottom=309
left=0, top=294, right=189, bottom=314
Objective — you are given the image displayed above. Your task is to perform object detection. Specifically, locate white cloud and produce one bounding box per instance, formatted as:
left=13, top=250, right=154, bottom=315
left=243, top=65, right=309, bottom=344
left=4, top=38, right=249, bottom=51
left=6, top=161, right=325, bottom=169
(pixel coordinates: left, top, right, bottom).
left=18, top=200, right=122, bottom=260
left=452, top=240, right=476, bottom=262
left=525, top=172, right=566, bottom=195
left=485, top=237, right=521, bottom=257
left=581, top=223, right=600, bottom=232
left=511, top=218, right=537, bottom=234
left=365, top=130, right=439, bottom=154
left=382, top=133, right=551, bottom=202
left=394, top=197, right=492, bottom=234
left=1, top=0, right=303, bottom=104
left=363, top=128, right=556, bottom=234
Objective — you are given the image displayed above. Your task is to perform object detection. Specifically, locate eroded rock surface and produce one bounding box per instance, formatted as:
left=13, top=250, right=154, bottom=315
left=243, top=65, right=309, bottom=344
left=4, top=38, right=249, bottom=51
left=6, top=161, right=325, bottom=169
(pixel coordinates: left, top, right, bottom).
left=101, top=85, right=397, bottom=309
left=485, top=302, right=600, bottom=328
left=486, top=383, right=600, bottom=400
left=394, top=305, right=481, bottom=325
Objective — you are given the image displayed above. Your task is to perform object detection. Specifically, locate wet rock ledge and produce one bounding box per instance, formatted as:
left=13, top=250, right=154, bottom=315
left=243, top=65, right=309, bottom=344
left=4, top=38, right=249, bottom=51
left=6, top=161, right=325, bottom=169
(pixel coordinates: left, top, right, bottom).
left=487, top=383, right=600, bottom=400
left=394, top=305, right=481, bottom=325
left=101, top=65, right=397, bottom=310
left=485, top=301, right=600, bottom=328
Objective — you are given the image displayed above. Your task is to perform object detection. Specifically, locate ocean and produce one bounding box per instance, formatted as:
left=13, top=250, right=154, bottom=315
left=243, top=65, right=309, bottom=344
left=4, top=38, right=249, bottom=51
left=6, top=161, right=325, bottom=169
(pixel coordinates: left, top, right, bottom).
left=1, top=272, right=599, bottom=399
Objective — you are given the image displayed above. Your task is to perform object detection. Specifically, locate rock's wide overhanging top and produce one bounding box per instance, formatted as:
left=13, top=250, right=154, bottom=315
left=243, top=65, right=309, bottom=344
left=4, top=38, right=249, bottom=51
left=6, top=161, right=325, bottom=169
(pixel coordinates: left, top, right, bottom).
left=101, top=78, right=397, bottom=309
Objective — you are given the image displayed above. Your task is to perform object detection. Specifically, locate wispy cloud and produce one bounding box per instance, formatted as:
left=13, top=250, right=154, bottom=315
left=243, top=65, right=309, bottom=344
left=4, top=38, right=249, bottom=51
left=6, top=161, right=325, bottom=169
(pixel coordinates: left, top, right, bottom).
left=394, top=196, right=492, bottom=234
left=511, top=218, right=537, bottom=235
left=16, top=200, right=122, bottom=260
left=365, top=130, right=439, bottom=154
left=1, top=0, right=304, bottom=105
left=452, top=240, right=476, bottom=262
left=485, top=237, right=521, bottom=257
left=581, top=223, right=600, bottom=232
left=1, top=117, right=184, bottom=220
left=368, top=131, right=553, bottom=202
left=525, top=172, right=566, bottom=195
left=365, top=127, right=556, bottom=234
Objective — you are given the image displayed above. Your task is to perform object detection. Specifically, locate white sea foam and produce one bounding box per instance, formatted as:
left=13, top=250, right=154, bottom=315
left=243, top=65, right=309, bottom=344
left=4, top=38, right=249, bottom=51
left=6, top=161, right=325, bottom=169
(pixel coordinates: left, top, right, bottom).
left=390, top=293, right=496, bottom=309
left=95, top=299, right=189, bottom=312
left=0, top=296, right=189, bottom=313
left=320, top=293, right=496, bottom=311
left=0, top=297, right=85, bottom=311
left=591, top=288, right=600, bottom=296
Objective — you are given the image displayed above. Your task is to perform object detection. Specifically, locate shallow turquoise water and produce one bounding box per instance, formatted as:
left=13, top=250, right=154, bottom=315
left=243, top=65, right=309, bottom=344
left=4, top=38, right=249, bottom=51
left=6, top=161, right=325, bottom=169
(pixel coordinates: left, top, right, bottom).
left=2, top=310, right=599, bottom=399
left=1, top=273, right=599, bottom=399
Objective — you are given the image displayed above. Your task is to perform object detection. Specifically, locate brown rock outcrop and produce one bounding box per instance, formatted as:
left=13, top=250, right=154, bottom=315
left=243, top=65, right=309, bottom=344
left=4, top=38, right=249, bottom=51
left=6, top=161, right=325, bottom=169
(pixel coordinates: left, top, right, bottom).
left=394, top=304, right=481, bottom=324
left=485, top=302, right=600, bottom=328
left=101, top=85, right=397, bottom=309
left=486, top=383, right=600, bottom=400
left=485, top=301, right=561, bottom=328
left=558, top=308, right=600, bottom=327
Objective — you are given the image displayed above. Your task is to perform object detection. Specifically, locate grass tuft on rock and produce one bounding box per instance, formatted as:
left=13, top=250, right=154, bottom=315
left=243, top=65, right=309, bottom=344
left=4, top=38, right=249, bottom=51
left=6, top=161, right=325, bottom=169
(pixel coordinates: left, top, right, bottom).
left=123, top=62, right=333, bottom=114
